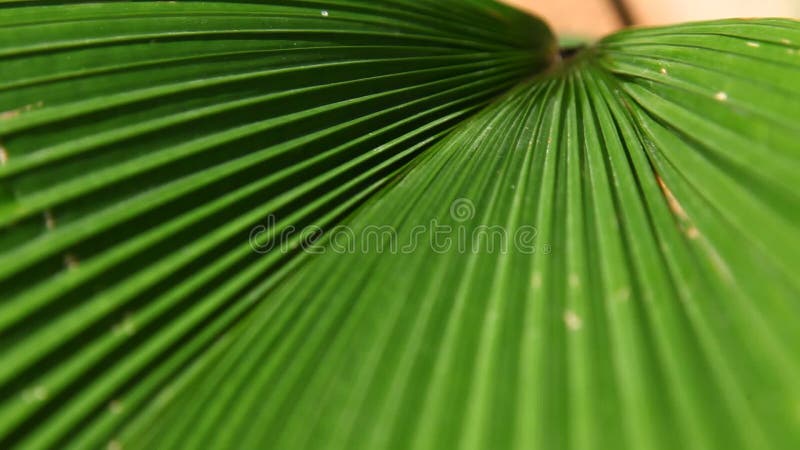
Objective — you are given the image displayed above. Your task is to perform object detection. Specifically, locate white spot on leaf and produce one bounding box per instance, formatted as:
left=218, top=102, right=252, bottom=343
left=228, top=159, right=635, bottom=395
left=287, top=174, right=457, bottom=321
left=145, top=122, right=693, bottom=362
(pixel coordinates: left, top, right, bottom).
left=112, top=313, right=137, bottom=337
left=43, top=210, right=55, bottom=230
left=33, top=386, right=48, bottom=401
left=109, top=399, right=124, bottom=415
left=531, top=272, right=542, bottom=290
left=714, top=92, right=728, bottom=102
left=64, top=253, right=80, bottom=270
left=320, top=10, right=329, bottom=17
left=746, top=41, right=760, bottom=48
left=22, top=385, right=49, bottom=403
left=563, top=310, right=583, bottom=331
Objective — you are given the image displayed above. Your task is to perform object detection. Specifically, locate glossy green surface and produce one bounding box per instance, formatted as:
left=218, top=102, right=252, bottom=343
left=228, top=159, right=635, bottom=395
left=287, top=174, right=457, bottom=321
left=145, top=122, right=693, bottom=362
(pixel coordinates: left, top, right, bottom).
left=0, top=2, right=798, bottom=449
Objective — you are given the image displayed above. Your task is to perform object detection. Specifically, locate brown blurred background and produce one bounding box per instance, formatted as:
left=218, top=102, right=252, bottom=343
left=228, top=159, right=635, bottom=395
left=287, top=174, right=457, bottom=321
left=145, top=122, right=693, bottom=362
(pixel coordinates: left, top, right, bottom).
left=502, top=0, right=800, bottom=36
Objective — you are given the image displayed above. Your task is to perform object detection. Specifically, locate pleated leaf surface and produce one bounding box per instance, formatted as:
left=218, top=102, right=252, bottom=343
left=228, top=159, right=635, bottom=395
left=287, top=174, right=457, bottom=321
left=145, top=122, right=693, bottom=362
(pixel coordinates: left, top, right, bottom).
left=0, top=3, right=798, bottom=450
left=0, top=1, right=553, bottom=448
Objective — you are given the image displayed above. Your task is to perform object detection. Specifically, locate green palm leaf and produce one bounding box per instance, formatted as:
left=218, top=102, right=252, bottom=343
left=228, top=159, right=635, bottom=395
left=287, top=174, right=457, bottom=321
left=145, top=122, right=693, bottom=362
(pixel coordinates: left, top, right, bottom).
left=0, top=2, right=797, bottom=449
